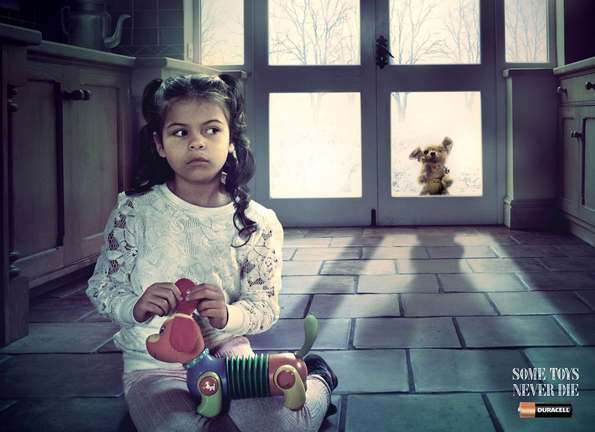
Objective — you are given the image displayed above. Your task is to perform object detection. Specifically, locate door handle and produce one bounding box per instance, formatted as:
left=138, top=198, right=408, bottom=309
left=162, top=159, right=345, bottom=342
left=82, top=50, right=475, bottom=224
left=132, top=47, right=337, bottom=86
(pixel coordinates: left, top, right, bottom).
left=586, top=81, right=595, bottom=91
left=570, top=130, right=583, bottom=139
left=376, top=36, right=394, bottom=69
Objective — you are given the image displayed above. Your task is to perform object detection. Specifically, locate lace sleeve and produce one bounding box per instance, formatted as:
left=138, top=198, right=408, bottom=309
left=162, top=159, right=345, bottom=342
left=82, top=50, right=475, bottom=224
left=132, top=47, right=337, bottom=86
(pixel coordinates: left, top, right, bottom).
left=86, top=194, right=142, bottom=328
left=225, top=211, right=283, bottom=335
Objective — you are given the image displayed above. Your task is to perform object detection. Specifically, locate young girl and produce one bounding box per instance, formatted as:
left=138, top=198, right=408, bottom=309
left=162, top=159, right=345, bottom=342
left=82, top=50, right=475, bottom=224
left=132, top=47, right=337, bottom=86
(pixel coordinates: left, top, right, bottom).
left=86, top=74, right=337, bottom=431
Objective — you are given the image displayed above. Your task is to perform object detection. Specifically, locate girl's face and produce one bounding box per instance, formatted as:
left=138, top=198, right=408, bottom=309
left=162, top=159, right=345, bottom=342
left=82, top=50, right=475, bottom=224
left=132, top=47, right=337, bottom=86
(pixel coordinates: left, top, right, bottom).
left=155, top=98, right=234, bottom=186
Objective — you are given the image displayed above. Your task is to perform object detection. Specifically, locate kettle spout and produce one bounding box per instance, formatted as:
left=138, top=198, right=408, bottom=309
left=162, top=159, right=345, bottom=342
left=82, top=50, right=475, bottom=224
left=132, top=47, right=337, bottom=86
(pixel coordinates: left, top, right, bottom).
left=104, top=14, right=130, bottom=49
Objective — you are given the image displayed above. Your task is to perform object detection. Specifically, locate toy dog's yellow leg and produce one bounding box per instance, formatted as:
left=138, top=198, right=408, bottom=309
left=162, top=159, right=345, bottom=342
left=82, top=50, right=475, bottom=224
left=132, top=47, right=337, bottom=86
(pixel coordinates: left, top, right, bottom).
left=196, top=372, right=223, bottom=418
left=273, top=365, right=306, bottom=410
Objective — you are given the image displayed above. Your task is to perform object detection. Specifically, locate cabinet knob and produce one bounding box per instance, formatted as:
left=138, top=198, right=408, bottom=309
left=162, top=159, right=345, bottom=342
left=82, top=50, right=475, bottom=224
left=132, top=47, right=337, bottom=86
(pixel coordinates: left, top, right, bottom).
left=9, top=251, right=20, bottom=263
left=9, top=265, right=20, bottom=279
left=7, top=100, right=18, bottom=112
left=62, top=89, right=92, bottom=101
left=570, top=130, right=583, bottom=139
left=556, top=86, right=567, bottom=95
left=586, top=81, right=595, bottom=91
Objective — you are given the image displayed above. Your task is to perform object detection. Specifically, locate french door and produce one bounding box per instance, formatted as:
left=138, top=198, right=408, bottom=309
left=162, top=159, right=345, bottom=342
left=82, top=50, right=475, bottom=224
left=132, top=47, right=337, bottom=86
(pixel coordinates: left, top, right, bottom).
left=250, top=0, right=498, bottom=226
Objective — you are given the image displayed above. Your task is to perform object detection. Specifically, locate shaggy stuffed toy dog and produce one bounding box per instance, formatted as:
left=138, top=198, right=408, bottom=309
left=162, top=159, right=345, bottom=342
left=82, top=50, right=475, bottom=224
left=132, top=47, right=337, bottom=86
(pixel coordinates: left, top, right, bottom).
left=409, top=136, right=453, bottom=195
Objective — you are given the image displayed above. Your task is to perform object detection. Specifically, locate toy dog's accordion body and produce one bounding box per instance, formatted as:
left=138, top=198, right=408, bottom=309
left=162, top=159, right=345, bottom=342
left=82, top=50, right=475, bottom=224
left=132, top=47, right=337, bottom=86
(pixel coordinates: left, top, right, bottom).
left=146, top=279, right=317, bottom=418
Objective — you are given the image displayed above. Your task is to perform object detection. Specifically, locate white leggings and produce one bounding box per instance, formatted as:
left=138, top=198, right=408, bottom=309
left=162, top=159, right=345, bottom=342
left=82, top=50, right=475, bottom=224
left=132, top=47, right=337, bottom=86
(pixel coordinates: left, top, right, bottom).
left=123, top=336, right=332, bottom=432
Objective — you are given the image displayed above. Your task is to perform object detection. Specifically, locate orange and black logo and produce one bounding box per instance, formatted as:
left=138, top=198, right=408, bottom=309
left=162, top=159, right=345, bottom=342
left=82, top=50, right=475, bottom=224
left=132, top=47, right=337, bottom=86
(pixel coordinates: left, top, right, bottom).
left=518, top=402, right=572, bottom=418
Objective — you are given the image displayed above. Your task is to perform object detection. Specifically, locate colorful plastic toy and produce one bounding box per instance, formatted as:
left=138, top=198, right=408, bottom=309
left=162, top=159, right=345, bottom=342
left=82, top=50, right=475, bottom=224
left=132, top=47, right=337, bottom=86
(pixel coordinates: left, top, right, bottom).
left=146, top=278, right=318, bottom=418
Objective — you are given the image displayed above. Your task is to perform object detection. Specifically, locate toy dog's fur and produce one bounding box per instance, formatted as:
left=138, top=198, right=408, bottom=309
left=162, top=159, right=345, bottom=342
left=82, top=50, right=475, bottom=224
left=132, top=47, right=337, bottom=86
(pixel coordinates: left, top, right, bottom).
left=409, top=137, right=454, bottom=195
left=146, top=279, right=317, bottom=418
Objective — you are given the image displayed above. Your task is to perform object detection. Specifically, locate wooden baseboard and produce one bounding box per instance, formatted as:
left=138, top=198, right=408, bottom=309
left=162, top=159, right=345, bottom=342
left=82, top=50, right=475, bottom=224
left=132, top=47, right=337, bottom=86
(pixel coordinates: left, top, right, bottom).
left=29, top=257, right=97, bottom=298
left=560, top=212, right=595, bottom=246
left=504, top=197, right=557, bottom=229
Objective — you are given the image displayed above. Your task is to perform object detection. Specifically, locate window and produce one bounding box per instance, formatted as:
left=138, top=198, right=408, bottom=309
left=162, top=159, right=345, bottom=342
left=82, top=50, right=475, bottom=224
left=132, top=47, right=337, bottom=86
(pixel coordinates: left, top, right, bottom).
left=505, top=0, right=548, bottom=63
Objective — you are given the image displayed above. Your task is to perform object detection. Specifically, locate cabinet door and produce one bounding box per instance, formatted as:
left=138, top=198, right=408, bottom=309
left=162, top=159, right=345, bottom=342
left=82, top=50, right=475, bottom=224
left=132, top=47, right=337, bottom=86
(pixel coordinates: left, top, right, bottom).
left=578, top=106, right=595, bottom=225
left=559, top=107, right=580, bottom=217
left=10, top=61, right=68, bottom=281
left=62, top=67, right=131, bottom=265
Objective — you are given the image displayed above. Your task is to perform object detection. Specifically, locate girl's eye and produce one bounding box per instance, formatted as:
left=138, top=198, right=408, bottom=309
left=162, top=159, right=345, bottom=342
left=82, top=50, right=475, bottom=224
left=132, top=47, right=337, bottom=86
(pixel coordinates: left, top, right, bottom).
left=205, top=127, right=220, bottom=135
left=172, top=129, right=187, bottom=137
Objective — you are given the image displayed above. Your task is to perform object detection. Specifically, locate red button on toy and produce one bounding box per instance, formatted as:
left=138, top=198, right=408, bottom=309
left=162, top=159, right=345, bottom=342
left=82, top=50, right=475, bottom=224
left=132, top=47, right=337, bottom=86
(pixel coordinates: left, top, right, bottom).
left=277, top=370, right=296, bottom=389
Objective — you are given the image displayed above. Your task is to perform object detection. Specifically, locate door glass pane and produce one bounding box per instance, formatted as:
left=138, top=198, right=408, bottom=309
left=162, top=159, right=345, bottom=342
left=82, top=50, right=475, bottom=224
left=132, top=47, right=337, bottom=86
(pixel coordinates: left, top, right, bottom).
left=268, top=0, right=360, bottom=65
left=505, top=0, right=548, bottom=63
left=389, top=0, right=480, bottom=65
left=269, top=93, right=362, bottom=198
left=391, top=91, right=482, bottom=197
left=200, top=0, right=244, bottom=65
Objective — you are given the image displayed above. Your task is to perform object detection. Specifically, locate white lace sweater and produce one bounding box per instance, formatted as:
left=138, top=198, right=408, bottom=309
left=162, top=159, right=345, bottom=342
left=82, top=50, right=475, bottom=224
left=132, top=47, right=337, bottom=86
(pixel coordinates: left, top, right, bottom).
left=86, top=184, right=283, bottom=372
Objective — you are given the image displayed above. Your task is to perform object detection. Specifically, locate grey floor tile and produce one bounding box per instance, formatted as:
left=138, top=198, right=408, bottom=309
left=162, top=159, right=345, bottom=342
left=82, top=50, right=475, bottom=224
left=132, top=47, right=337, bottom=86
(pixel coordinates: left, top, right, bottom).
left=247, top=319, right=350, bottom=351
left=0, top=323, right=119, bottom=354
left=362, top=246, right=428, bottom=259
left=525, top=347, right=595, bottom=389
left=305, top=227, right=364, bottom=237
left=456, top=316, right=575, bottom=347
left=319, top=395, right=342, bottom=432
left=510, top=232, right=584, bottom=245
left=309, top=294, right=400, bottom=318
left=358, top=274, right=439, bottom=293
left=282, top=248, right=296, bottom=260
left=466, top=258, right=546, bottom=273
left=281, top=276, right=356, bottom=294
left=293, top=247, right=360, bottom=260
left=488, top=292, right=591, bottom=315
left=576, top=291, right=595, bottom=310
left=363, top=227, right=419, bottom=236
left=354, top=317, right=460, bottom=348
left=487, top=391, right=595, bottom=432
left=540, top=257, right=595, bottom=271
left=410, top=349, right=529, bottom=392
left=402, top=293, right=497, bottom=316
left=398, top=259, right=472, bottom=273
left=439, top=273, right=527, bottom=292
left=427, top=245, right=497, bottom=258
left=29, top=297, right=96, bottom=323
left=321, top=260, right=395, bottom=275
left=330, top=236, right=391, bottom=247
left=282, top=261, right=322, bottom=276
left=279, top=295, right=311, bottom=318
left=517, top=272, right=595, bottom=291
left=346, top=393, right=495, bottom=432
left=555, top=314, right=595, bottom=345
left=283, top=238, right=331, bottom=248
left=491, top=244, right=566, bottom=258
left=0, top=397, right=135, bottom=432
left=311, top=350, right=408, bottom=394
left=284, top=228, right=308, bottom=239
left=0, top=353, right=123, bottom=397
left=557, top=244, right=595, bottom=257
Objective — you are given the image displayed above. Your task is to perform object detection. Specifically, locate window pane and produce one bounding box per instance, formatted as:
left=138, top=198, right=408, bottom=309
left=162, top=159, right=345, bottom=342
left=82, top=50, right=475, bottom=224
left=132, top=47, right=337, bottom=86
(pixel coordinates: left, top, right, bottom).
left=200, top=0, right=243, bottom=65
left=268, top=0, right=360, bottom=65
left=391, top=92, right=482, bottom=197
left=269, top=93, right=362, bottom=198
left=389, top=0, right=480, bottom=65
left=505, top=0, right=548, bottom=63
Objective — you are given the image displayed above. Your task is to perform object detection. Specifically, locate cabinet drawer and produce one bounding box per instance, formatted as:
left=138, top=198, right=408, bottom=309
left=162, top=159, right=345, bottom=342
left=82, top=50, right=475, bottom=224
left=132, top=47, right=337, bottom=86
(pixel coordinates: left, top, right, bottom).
left=559, top=72, right=595, bottom=104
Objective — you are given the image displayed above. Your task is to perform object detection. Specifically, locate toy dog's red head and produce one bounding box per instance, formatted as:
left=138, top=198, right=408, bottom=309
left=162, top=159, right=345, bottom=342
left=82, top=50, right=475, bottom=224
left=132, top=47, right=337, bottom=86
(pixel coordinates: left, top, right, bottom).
left=146, top=278, right=206, bottom=364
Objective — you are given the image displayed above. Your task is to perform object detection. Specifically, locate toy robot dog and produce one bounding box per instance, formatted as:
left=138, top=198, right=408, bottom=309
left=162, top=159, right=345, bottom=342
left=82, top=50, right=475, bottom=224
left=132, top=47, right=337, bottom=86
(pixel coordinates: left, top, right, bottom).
left=146, top=278, right=318, bottom=418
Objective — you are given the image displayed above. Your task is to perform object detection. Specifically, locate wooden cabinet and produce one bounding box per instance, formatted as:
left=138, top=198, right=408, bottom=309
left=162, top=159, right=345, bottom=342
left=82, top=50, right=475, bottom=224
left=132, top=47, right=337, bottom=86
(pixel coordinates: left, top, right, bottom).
left=10, top=41, right=134, bottom=287
left=555, top=58, right=595, bottom=244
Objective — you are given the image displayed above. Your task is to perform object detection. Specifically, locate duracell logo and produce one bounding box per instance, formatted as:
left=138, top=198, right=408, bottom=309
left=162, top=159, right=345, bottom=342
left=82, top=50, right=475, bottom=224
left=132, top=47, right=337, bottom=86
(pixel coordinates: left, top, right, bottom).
left=518, top=402, right=573, bottom=418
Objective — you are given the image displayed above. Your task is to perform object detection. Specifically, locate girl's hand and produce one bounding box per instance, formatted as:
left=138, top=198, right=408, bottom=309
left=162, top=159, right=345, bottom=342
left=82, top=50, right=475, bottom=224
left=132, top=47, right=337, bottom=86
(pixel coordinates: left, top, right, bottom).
left=133, top=282, right=183, bottom=323
left=186, top=283, right=228, bottom=329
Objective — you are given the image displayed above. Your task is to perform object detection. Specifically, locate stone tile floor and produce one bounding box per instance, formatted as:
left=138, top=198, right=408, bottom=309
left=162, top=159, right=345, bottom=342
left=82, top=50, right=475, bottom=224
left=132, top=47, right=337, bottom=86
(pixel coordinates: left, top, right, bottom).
left=1, top=226, right=595, bottom=431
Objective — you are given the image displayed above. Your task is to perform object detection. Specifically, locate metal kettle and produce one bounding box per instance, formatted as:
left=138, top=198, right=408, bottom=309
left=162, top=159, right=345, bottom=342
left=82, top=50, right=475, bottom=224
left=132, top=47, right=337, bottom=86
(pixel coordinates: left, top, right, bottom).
left=61, top=0, right=130, bottom=51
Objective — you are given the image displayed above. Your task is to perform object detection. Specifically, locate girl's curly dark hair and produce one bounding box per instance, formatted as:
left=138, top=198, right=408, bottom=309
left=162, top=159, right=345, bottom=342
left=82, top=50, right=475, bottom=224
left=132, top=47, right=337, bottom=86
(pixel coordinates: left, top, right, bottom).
left=127, top=74, right=257, bottom=245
